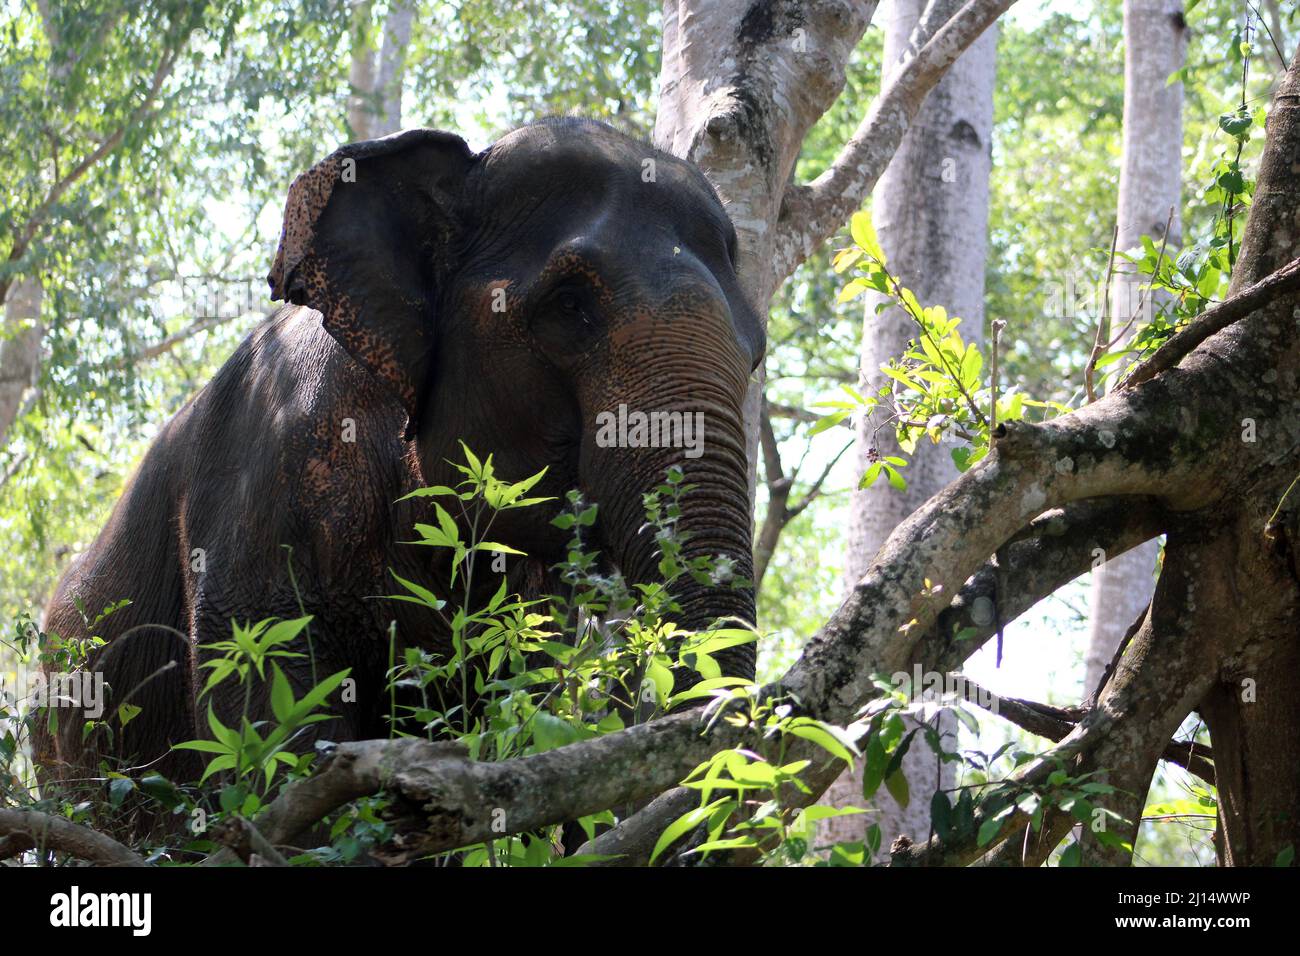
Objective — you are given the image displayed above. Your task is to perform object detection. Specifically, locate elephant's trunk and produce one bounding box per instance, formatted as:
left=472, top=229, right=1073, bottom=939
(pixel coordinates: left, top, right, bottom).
left=586, top=391, right=757, bottom=681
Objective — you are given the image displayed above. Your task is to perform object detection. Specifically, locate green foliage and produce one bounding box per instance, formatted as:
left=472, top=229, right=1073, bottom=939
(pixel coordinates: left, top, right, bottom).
left=651, top=692, right=863, bottom=866
left=821, top=209, right=1070, bottom=481
left=376, top=455, right=759, bottom=863
left=4, top=446, right=756, bottom=866
left=1087, top=6, right=1267, bottom=390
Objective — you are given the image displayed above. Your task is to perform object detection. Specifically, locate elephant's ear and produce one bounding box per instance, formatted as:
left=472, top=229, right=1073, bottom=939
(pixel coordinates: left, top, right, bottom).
left=267, top=129, right=474, bottom=416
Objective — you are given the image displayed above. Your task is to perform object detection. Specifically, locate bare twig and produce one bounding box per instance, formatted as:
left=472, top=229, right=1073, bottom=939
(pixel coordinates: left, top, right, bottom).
left=1084, top=224, right=1120, bottom=402
left=989, top=318, right=1006, bottom=437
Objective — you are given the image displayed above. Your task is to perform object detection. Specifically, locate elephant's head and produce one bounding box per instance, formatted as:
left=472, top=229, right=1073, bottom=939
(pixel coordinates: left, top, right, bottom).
left=267, top=118, right=763, bottom=678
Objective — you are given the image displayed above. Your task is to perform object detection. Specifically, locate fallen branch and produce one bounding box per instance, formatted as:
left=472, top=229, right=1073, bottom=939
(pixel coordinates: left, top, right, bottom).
left=255, top=726, right=752, bottom=858
left=0, top=809, right=147, bottom=866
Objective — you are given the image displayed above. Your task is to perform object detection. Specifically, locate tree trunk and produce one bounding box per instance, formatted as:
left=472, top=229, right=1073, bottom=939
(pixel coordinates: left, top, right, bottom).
left=1190, top=44, right=1300, bottom=863
left=347, top=0, right=411, bottom=141
left=1083, top=0, right=1186, bottom=695
left=373, top=0, right=414, bottom=136
left=0, top=276, right=43, bottom=446
left=822, top=0, right=997, bottom=848
left=347, top=0, right=378, bottom=139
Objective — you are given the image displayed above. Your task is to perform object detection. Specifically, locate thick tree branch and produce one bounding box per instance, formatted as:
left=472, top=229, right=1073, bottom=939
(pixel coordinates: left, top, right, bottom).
left=921, top=496, right=1171, bottom=674
left=0, top=809, right=147, bottom=866
left=255, top=725, right=753, bottom=858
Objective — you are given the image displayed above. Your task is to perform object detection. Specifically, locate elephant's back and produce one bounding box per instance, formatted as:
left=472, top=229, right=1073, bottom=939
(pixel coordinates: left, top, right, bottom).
left=169, top=305, right=418, bottom=586
left=45, top=307, right=418, bottom=640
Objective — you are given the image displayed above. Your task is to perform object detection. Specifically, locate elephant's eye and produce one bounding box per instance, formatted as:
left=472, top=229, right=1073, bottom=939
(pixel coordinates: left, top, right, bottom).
left=556, top=289, right=583, bottom=316
left=547, top=284, right=592, bottom=326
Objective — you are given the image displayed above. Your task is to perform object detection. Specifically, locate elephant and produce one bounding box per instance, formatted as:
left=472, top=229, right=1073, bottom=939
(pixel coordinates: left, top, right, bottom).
left=34, top=117, right=764, bottom=808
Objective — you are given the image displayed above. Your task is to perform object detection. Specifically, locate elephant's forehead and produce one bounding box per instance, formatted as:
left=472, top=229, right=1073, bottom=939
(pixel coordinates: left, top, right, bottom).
left=478, top=121, right=718, bottom=214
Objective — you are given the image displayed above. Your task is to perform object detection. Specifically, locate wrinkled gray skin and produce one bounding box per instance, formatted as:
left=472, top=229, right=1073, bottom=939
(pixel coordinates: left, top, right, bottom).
left=38, top=118, right=763, bottom=815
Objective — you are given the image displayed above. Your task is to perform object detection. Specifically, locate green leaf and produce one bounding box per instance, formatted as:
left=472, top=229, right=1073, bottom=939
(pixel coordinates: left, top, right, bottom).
left=206, top=705, right=241, bottom=751
left=832, top=246, right=863, bottom=274
left=785, top=718, right=857, bottom=764
left=799, top=805, right=868, bottom=823
left=930, top=790, right=953, bottom=840
left=388, top=570, right=445, bottom=610
left=884, top=769, right=909, bottom=808
left=862, top=733, right=888, bottom=799
left=396, top=485, right=460, bottom=501
left=108, top=776, right=135, bottom=808
left=270, top=663, right=294, bottom=724
left=650, top=798, right=731, bottom=864
left=808, top=408, right=850, bottom=437
left=172, top=739, right=231, bottom=754
left=687, top=836, right=759, bottom=856
left=977, top=804, right=1017, bottom=846
left=116, top=702, right=142, bottom=728
left=645, top=659, right=674, bottom=702
left=836, top=277, right=870, bottom=304
left=476, top=542, right=526, bottom=555
left=667, top=676, right=750, bottom=708
left=850, top=210, right=886, bottom=263
left=883, top=727, right=919, bottom=778
left=531, top=712, right=581, bottom=752
left=261, top=616, right=312, bottom=650
left=199, top=754, right=238, bottom=785
left=977, top=812, right=1004, bottom=846
left=291, top=668, right=351, bottom=719
left=1219, top=109, right=1252, bottom=138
